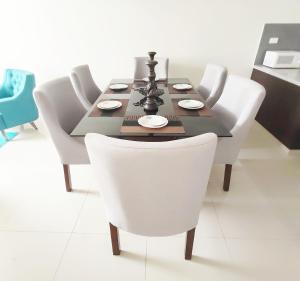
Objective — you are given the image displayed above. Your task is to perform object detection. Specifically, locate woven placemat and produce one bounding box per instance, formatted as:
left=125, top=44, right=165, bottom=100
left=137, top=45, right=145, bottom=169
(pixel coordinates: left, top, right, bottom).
left=104, top=84, right=133, bottom=94
left=171, top=99, right=213, bottom=117
left=89, top=99, right=129, bottom=117
left=168, top=84, right=198, bottom=94
left=121, top=115, right=185, bottom=134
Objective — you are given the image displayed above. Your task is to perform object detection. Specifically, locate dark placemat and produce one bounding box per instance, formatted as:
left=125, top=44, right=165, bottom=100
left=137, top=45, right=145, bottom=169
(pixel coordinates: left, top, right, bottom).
left=168, top=84, right=198, bottom=94
left=104, top=84, right=133, bottom=94
left=172, top=99, right=213, bottom=117
left=121, top=115, right=185, bottom=134
left=89, top=99, right=129, bottom=117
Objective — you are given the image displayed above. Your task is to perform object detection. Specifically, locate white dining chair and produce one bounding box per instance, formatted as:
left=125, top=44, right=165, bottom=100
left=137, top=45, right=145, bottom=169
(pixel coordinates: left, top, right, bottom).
left=197, top=64, right=227, bottom=107
left=85, top=133, right=217, bottom=260
left=34, top=77, right=90, bottom=192
left=134, top=57, right=169, bottom=81
left=212, top=75, right=266, bottom=191
left=70, top=65, right=102, bottom=110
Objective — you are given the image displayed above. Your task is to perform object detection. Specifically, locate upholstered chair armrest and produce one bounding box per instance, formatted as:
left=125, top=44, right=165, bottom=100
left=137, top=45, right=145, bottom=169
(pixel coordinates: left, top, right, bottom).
left=0, top=95, right=20, bottom=116
left=0, top=94, right=19, bottom=103
left=0, top=112, right=7, bottom=130
left=0, top=73, right=38, bottom=128
left=0, top=78, right=32, bottom=104
left=0, top=92, right=30, bottom=119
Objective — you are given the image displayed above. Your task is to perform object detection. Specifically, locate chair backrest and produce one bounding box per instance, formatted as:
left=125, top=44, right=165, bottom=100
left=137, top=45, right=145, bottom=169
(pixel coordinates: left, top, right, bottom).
left=212, top=75, right=266, bottom=162
left=85, top=133, right=217, bottom=237
left=33, top=77, right=87, bottom=163
left=0, top=69, right=38, bottom=129
left=70, top=65, right=101, bottom=110
left=0, top=69, right=35, bottom=98
left=197, top=64, right=227, bottom=107
left=134, top=57, right=169, bottom=81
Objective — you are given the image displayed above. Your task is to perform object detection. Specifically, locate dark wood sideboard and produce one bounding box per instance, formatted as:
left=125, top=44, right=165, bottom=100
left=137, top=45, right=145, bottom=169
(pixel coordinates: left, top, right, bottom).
left=251, top=68, right=300, bottom=149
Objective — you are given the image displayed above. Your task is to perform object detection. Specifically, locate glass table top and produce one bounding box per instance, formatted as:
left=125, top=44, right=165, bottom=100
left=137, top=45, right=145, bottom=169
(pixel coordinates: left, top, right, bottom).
left=71, top=78, right=232, bottom=140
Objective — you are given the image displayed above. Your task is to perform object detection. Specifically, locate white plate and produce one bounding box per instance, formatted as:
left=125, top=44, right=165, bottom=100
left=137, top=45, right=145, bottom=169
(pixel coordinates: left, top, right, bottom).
left=138, top=115, right=168, bottom=129
left=109, top=84, right=128, bottom=91
left=173, top=83, right=193, bottom=90
left=97, top=100, right=122, bottom=110
left=178, top=100, right=204, bottom=110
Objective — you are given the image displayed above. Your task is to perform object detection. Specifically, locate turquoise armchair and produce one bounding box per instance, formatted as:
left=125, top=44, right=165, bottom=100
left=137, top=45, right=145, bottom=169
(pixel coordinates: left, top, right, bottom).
left=0, top=69, right=38, bottom=139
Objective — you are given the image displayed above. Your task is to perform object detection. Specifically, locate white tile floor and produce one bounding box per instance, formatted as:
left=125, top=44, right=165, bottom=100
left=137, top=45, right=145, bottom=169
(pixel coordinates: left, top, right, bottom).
left=1, top=122, right=300, bottom=281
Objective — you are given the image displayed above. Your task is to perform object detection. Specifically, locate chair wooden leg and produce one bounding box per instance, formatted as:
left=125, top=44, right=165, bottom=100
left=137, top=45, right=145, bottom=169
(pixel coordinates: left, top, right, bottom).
left=30, top=122, right=38, bottom=130
left=109, top=223, right=121, bottom=255
left=223, top=164, right=232, bottom=192
left=63, top=164, right=72, bottom=192
left=1, top=130, right=8, bottom=141
left=185, top=228, right=196, bottom=260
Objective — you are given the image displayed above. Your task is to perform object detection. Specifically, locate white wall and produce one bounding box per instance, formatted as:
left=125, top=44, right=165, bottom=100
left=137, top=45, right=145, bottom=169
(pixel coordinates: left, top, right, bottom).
left=0, top=0, right=299, bottom=88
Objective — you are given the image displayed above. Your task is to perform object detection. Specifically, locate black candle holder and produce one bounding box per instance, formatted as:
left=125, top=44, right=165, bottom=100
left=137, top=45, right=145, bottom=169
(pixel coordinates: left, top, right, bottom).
left=133, top=88, right=164, bottom=107
left=142, top=52, right=161, bottom=112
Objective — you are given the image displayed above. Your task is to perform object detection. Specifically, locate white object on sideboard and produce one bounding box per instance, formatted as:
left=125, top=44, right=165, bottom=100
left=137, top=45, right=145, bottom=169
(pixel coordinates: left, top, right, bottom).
left=263, top=51, right=300, bottom=69
left=268, top=37, right=279, bottom=44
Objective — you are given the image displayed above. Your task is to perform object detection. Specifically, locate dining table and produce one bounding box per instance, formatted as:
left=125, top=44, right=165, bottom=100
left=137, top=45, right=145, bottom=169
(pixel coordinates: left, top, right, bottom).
left=71, top=78, right=232, bottom=141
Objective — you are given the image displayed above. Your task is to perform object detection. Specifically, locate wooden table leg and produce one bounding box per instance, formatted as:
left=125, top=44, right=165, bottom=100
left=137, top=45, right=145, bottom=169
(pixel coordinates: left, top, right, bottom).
left=223, top=164, right=232, bottom=192
left=63, top=164, right=72, bottom=192
left=109, top=223, right=121, bottom=255
left=185, top=228, right=196, bottom=260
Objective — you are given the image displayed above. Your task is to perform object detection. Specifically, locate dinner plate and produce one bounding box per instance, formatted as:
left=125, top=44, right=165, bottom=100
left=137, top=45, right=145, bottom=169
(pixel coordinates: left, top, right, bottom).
left=178, top=100, right=204, bottom=110
left=138, top=115, right=168, bottom=129
left=109, top=84, right=129, bottom=91
left=97, top=100, right=122, bottom=110
left=173, top=83, right=193, bottom=91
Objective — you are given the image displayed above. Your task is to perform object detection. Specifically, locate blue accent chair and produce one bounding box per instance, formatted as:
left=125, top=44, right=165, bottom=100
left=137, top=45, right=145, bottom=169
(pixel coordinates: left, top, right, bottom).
left=0, top=69, right=38, bottom=140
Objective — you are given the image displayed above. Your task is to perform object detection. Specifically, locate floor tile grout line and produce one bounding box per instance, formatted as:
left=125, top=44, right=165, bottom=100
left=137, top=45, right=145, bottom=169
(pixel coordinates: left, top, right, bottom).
left=72, top=190, right=91, bottom=233
left=0, top=229, right=249, bottom=237
left=51, top=231, right=73, bottom=281
left=0, top=188, right=101, bottom=235
left=0, top=230, right=72, bottom=234
left=209, top=193, right=300, bottom=242
left=4, top=228, right=285, bottom=240
left=145, top=239, right=148, bottom=281
left=211, top=199, right=226, bottom=240
left=51, top=190, right=89, bottom=281
left=71, top=189, right=91, bottom=233
left=211, top=198, right=235, bottom=261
